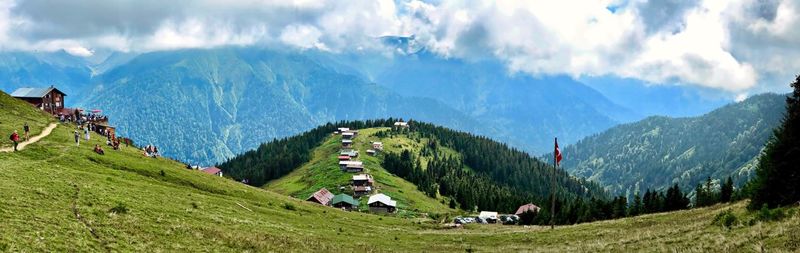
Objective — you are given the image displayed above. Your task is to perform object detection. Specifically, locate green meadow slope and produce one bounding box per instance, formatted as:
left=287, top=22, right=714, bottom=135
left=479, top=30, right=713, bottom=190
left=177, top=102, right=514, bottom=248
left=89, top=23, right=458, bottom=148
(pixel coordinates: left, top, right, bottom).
left=1, top=93, right=799, bottom=252
left=266, top=127, right=460, bottom=214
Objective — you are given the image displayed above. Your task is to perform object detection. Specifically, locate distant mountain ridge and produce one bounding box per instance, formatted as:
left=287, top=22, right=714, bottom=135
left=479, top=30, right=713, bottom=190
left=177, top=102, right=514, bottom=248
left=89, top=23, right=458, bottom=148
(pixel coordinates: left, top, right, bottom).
left=559, top=93, right=786, bottom=196
left=82, top=48, right=485, bottom=164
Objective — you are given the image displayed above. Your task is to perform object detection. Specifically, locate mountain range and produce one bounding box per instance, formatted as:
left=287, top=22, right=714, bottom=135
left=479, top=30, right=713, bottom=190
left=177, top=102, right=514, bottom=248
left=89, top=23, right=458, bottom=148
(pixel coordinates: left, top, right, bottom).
left=558, top=93, right=786, bottom=196
left=0, top=45, right=732, bottom=166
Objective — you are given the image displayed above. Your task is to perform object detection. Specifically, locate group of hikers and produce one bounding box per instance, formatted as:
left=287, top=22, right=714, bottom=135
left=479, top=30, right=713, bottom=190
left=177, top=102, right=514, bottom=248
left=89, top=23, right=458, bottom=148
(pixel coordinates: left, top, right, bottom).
left=143, top=145, right=160, bottom=158
left=7, top=122, right=30, bottom=151
left=7, top=110, right=152, bottom=160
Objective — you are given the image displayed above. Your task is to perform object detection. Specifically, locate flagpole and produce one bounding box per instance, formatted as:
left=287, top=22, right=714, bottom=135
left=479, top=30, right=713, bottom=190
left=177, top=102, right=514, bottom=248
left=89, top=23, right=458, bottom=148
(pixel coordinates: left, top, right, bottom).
left=551, top=137, right=556, bottom=230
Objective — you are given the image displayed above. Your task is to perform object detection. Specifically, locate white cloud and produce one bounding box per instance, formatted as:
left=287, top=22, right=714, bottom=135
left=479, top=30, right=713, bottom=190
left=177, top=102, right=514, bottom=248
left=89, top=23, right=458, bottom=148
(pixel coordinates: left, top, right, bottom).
left=0, top=0, right=796, bottom=93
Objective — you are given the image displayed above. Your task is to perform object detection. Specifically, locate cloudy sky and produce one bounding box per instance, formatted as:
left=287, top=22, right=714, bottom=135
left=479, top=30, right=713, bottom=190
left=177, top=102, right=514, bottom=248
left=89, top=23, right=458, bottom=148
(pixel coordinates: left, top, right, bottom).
left=0, top=0, right=797, bottom=94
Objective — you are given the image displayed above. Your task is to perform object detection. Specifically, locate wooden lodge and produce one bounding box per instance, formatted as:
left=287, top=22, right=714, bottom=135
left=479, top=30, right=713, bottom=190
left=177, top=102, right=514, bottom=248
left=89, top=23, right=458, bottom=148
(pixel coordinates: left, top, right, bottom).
left=342, top=132, right=355, bottom=140
left=372, top=142, right=383, bottom=151
left=366, top=149, right=376, bottom=156
left=331, top=194, right=359, bottom=211
left=342, top=139, right=353, bottom=148
left=368, top=193, right=397, bottom=213
left=345, top=163, right=364, bottom=173
left=352, top=174, right=374, bottom=186
left=393, top=121, right=409, bottom=129
left=353, top=185, right=372, bottom=197
left=338, top=155, right=351, bottom=161
left=340, top=149, right=358, bottom=158
left=307, top=188, right=335, bottom=206
left=10, top=86, right=66, bottom=114
left=339, top=161, right=362, bottom=171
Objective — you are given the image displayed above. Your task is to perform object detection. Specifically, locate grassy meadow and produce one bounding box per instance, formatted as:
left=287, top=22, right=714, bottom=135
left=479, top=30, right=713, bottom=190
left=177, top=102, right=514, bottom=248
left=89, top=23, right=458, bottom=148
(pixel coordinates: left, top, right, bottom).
left=1, top=93, right=799, bottom=252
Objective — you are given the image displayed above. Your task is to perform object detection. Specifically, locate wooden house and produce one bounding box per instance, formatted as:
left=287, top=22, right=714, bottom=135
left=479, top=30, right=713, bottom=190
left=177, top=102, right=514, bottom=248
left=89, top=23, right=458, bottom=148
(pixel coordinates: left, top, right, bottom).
left=353, top=185, right=372, bottom=197
left=366, top=149, right=376, bottom=156
left=345, top=163, right=364, bottom=173
left=306, top=188, right=335, bottom=206
left=342, top=139, right=353, bottom=148
left=372, top=142, right=383, bottom=151
left=331, top=194, right=359, bottom=211
left=368, top=194, right=397, bottom=213
left=201, top=167, right=223, bottom=177
left=342, top=132, right=355, bottom=140
left=393, top=121, right=409, bottom=128
left=339, top=161, right=362, bottom=171
left=10, top=86, right=67, bottom=114
left=340, top=149, right=358, bottom=158
left=352, top=174, right=374, bottom=186
left=338, top=155, right=351, bottom=161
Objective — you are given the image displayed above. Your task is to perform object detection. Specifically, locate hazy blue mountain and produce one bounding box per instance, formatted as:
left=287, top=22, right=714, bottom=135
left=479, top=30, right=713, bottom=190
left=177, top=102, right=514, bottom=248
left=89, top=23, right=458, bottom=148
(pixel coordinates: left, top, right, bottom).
left=364, top=50, right=640, bottom=154
left=82, top=47, right=485, bottom=165
left=558, top=93, right=785, bottom=196
left=579, top=76, right=732, bottom=117
left=0, top=51, right=92, bottom=103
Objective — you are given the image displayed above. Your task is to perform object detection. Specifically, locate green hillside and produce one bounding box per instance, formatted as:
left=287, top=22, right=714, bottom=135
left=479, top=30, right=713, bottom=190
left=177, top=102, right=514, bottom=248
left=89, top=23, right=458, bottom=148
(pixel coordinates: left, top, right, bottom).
left=1, top=92, right=800, bottom=251
left=267, top=127, right=459, bottom=214
left=560, top=93, right=786, bottom=196
left=0, top=91, right=55, bottom=149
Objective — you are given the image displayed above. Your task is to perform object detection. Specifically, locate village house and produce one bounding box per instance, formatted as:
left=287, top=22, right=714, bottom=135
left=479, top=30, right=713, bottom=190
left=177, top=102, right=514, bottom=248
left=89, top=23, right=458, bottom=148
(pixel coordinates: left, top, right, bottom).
left=368, top=193, right=397, bottom=213
left=340, top=149, right=358, bottom=158
left=352, top=174, right=374, bottom=186
left=342, top=132, right=355, bottom=140
left=393, top=121, right=409, bottom=128
left=306, top=188, right=335, bottom=206
left=337, top=127, right=350, bottom=133
left=201, top=167, right=223, bottom=177
left=339, top=160, right=362, bottom=171
left=342, top=139, right=353, bottom=148
left=366, top=149, right=376, bottom=156
left=515, top=203, right=541, bottom=215
left=338, top=155, right=351, bottom=161
left=345, top=163, right=364, bottom=173
left=372, top=142, right=383, bottom=151
left=331, top=193, right=359, bottom=211
left=353, top=185, right=372, bottom=197
left=10, top=86, right=67, bottom=114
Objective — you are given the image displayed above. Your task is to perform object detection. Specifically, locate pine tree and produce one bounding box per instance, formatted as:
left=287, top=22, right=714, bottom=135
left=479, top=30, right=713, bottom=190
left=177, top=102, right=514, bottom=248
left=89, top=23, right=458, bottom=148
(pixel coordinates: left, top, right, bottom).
left=750, top=75, right=800, bottom=208
left=720, top=176, right=733, bottom=203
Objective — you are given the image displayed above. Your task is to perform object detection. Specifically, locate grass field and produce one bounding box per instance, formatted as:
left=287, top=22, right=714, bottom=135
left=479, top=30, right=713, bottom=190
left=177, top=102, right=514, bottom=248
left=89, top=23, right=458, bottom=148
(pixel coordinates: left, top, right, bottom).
left=1, top=93, right=799, bottom=252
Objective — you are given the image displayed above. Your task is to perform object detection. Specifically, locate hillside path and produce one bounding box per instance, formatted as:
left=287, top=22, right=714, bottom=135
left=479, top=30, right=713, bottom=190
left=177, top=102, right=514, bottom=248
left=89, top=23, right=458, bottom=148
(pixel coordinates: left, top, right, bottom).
left=0, top=123, right=58, bottom=152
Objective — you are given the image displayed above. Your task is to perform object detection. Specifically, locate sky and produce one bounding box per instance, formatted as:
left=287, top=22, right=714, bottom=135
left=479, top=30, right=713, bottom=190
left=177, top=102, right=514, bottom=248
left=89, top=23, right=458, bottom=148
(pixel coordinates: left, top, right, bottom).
left=0, top=0, right=798, bottom=96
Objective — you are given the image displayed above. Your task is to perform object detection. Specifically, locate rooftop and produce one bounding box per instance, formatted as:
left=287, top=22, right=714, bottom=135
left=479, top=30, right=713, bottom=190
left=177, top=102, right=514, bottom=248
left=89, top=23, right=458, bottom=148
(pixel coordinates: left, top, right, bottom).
left=368, top=193, right=396, bottom=207
left=10, top=86, right=66, bottom=98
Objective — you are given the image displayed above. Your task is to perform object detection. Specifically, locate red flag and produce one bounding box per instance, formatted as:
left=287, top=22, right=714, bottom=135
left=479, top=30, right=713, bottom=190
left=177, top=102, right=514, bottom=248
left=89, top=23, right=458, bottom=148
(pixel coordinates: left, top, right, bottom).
left=554, top=138, right=562, bottom=166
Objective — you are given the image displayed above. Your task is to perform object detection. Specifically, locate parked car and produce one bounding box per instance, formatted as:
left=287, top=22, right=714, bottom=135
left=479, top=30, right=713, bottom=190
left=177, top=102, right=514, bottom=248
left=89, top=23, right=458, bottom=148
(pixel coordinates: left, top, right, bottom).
left=500, top=214, right=519, bottom=225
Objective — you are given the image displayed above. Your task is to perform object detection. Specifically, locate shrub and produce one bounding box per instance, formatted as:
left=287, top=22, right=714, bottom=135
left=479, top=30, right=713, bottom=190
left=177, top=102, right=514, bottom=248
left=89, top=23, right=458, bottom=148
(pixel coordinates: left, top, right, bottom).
left=756, top=204, right=786, bottom=222
left=283, top=203, right=296, bottom=211
left=109, top=202, right=129, bottom=214
left=712, top=210, right=737, bottom=229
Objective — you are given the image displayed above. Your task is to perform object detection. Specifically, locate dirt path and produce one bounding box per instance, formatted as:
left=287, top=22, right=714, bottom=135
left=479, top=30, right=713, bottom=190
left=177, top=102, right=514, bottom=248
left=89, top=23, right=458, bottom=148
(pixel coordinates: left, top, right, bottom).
left=0, top=123, right=58, bottom=152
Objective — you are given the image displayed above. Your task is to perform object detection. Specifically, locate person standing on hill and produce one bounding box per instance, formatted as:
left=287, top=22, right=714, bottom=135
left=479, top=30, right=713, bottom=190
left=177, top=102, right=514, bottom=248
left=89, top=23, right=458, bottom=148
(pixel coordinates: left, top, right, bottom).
left=9, top=130, right=20, bottom=151
left=23, top=123, right=30, bottom=141
left=74, top=129, right=80, bottom=146
left=84, top=126, right=90, bottom=141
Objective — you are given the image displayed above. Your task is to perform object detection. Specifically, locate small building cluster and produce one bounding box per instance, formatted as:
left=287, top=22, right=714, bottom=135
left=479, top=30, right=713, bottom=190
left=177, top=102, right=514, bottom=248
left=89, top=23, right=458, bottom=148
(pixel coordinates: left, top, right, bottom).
left=302, top=126, right=400, bottom=213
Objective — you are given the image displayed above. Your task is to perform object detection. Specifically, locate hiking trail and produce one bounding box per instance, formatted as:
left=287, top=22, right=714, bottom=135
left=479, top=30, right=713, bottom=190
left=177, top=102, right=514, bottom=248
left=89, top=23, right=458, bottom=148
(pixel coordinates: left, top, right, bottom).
left=1, top=123, right=58, bottom=152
